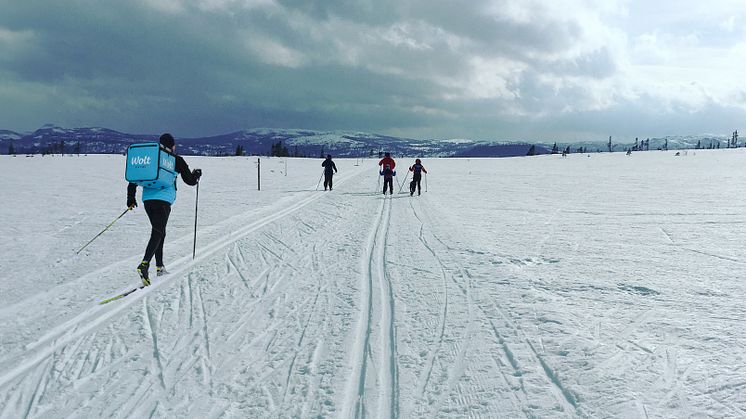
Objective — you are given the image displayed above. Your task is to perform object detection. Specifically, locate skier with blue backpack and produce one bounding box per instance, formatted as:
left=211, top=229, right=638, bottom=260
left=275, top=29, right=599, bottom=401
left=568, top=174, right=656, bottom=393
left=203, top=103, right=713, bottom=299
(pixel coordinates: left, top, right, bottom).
left=380, top=164, right=396, bottom=195
left=126, top=133, right=202, bottom=286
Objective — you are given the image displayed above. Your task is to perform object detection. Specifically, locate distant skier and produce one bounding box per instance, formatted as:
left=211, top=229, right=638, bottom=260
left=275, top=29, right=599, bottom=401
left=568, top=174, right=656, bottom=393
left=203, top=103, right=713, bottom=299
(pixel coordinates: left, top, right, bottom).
left=378, top=152, right=396, bottom=172
left=380, top=164, right=395, bottom=195
left=126, top=133, right=202, bottom=286
left=321, top=154, right=338, bottom=190
left=408, top=158, right=428, bottom=196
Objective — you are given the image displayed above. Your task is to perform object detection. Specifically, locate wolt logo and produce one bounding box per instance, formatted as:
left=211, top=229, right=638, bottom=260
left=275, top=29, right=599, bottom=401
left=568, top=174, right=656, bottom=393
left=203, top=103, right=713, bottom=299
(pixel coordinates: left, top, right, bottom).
left=131, top=156, right=151, bottom=165
left=161, top=156, right=175, bottom=170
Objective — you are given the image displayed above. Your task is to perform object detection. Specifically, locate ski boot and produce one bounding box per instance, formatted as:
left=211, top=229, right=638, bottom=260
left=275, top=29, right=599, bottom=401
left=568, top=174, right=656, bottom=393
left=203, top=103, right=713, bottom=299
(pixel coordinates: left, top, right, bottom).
left=137, top=261, right=151, bottom=286
left=156, top=266, right=169, bottom=277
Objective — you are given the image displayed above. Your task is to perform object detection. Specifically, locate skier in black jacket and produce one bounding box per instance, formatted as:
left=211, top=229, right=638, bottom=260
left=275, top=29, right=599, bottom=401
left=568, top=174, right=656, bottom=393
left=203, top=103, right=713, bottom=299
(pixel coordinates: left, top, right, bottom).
left=126, top=133, right=202, bottom=285
left=321, top=154, right=338, bottom=190
left=408, top=158, right=427, bottom=196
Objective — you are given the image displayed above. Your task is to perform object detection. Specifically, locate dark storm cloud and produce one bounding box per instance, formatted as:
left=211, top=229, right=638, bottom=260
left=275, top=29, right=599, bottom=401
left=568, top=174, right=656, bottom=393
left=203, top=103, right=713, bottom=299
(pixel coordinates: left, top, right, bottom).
left=0, top=0, right=743, bottom=139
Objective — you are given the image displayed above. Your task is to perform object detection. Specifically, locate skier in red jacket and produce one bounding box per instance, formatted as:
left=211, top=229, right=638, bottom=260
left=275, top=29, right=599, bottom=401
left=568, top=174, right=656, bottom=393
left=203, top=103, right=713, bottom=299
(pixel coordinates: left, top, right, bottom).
left=378, top=152, right=396, bottom=171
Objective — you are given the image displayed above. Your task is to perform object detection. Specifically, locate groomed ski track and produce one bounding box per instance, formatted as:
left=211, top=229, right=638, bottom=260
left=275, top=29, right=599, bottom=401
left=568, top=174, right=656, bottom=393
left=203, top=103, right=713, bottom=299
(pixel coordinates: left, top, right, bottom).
left=5, top=152, right=746, bottom=418
left=0, top=160, right=576, bottom=418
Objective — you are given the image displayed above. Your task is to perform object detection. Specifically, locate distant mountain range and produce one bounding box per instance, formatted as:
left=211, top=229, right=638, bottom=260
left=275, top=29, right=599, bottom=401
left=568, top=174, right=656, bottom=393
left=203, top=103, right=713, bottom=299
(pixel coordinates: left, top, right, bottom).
left=0, top=125, right=736, bottom=158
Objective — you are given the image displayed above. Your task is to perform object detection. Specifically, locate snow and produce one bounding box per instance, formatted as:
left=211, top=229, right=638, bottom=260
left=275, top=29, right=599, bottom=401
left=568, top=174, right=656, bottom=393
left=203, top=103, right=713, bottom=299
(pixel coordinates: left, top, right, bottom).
left=2, top=150, right=746, bottom=417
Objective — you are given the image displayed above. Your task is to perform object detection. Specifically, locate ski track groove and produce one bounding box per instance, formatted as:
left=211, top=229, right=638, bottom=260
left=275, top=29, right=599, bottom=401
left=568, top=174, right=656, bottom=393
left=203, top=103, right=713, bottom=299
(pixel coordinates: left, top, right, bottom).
left=379, top=197, right=399, bottom=419
left=262, top=231, right=296, bottom=254
left=429, top=283, right=476, bottom=417
left=410, top=200, right=449, bottom=403
left=143, top=299, right=167, bottom=392
left=684, top=247, right=744, bottom=264
left=280, top=282, right=323, bottom=407
left=195, top=281, right=214, bottom=390
left=20, top=358, right=50, bottom=419
left=300, top=338, right=325, bottom=418
left=226, top=250, right=251, bottom=291
left=411, top=198, right=478, bottom=416
left=342, top=197, right=385, bottom=419
left=258, top=242, right=303, bottom=275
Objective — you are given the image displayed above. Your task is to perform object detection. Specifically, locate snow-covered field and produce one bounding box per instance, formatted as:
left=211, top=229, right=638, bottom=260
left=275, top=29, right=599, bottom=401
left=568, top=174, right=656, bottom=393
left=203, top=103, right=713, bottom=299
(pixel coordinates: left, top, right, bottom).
left=2, top=150, right=746, bottom=418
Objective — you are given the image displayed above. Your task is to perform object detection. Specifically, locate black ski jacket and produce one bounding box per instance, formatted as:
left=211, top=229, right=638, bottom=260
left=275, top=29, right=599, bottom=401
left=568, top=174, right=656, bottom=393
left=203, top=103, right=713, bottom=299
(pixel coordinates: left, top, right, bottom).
left=322, top=159, right=338, bottom=175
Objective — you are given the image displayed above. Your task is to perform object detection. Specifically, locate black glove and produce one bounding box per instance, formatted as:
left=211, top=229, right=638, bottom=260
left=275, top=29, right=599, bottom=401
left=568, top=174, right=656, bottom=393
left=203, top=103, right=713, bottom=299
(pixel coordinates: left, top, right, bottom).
left=193, top=169, right=202, bottom=179
left=127, top=196, right=137, bottom=209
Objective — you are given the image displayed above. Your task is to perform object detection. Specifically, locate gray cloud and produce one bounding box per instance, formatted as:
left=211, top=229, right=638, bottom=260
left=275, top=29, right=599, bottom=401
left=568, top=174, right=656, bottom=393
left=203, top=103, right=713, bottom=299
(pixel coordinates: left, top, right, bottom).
left=0, top=0, right=743, bottom=140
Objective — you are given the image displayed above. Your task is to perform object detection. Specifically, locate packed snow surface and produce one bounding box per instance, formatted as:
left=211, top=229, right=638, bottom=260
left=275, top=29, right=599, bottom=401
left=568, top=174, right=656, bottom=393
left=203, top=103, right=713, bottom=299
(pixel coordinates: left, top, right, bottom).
left=1, top=150, right=746, bottom=418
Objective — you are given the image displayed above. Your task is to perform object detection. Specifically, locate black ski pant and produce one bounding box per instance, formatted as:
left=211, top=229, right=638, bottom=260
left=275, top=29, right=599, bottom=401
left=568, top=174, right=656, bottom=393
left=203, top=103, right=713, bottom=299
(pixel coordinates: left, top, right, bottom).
left=383, top=178, right=393, bottom=194
left=410, top=173, right=422, bottom=194
left=324, top=172, right=334, bottom=190
left=143, top=200, right=171, bottom=266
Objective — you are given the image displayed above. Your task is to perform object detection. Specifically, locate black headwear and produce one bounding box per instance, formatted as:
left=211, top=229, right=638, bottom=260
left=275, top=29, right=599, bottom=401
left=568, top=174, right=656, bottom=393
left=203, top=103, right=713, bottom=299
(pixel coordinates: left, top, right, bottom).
left=159, top=133, right=175, bottom=150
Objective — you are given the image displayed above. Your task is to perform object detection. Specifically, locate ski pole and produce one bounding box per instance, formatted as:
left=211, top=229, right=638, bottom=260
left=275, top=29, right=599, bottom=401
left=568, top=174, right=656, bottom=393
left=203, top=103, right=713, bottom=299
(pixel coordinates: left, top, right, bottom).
left=193, top=181, right=199, bottom=259
left=398, top=171, right=410, bottom=193
left=376, top=169, right=381, bottom=192
left=315, top=170, right=324, bottom=190
left=425, top=173, right=428, bottom=192
left=394, top=172, right=402, bottom=191
left=76, top=207, right=131, bottom=254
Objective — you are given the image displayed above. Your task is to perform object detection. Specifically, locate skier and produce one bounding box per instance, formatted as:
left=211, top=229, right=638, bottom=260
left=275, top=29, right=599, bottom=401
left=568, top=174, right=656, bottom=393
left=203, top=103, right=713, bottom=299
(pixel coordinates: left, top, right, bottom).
left=408, top=158, right=428, bottom=196
left=321, top=154, right=338, bottom=190
left=126, top=133, right=202, bottom=286
left=380, top=164, right=395, bottom=195
left=378, top=152, right=396, bottom=172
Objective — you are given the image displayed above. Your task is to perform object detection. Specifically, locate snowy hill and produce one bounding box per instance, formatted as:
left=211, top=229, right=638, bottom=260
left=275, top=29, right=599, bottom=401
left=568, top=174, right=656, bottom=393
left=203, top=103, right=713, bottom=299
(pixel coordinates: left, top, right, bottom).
left=0, top=130, right=21, bottom=140
left=178, top=128, right=445, bottom=157
left=1, top=126, right=482, bottom=157
left=0, top=125, right=548, bottom=157
left=2, top=150, right=746, bottom=417
left=1, top=125, right=737, bottom=157
left=0, top=130, right=21, bottom=151
left=4, top=125, right=151, bottom=155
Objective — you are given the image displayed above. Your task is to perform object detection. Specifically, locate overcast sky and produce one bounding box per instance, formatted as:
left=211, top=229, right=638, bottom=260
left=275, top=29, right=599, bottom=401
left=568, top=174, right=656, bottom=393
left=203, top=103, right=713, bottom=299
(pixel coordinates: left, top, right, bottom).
left=0, top=0, right=744, bottom=141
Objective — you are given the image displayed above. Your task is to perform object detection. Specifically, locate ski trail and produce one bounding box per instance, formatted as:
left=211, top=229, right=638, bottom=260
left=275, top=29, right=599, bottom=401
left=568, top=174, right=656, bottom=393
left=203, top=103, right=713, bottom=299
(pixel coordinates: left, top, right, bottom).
left=410, top=200, right=448, bottom=401
left=143, top=299, right=167, bottom=391
left=410, top=199, right=477, bottom=405
left=19, top=358, right=51, bottom=419
left=376, top=197, right=397, bottom=418
left=226, top=248, right=251, bottom=291
left=411, top=195, right=579, bottom=416
left=0, top=168, right=366, bottom=391
left=526, top=339, right=578, bottom=412
left=193, top=276, right=214, bottom=390
left=341, top=197, right=386, bottom=419
left=280, top=282, right=322, bottom=406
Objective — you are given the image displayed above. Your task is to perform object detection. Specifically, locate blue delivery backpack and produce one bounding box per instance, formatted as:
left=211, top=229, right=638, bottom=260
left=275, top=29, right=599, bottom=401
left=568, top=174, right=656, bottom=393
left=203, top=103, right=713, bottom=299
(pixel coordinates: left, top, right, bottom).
left=125, top=142, right=177, bottom=190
